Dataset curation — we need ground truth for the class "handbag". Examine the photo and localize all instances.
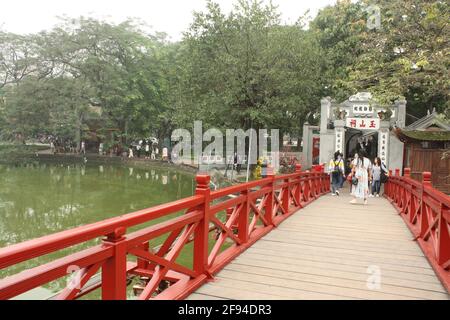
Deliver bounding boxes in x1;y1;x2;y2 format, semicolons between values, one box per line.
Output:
380;162;389;183
351;175;358;186
346;174;352;182
380;171;388;183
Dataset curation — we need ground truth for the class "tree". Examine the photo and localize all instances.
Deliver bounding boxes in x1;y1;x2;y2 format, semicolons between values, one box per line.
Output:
311;0;449;118
309;0;367;102
44;17;172;142
176;0;324;141
1;18;173;145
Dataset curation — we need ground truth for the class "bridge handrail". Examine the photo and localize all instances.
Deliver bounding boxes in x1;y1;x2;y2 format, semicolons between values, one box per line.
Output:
0;195;205;270
385;168;450;292
0;165;330;300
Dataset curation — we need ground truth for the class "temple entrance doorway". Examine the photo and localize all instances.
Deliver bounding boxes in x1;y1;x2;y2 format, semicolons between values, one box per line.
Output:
345;129;378;161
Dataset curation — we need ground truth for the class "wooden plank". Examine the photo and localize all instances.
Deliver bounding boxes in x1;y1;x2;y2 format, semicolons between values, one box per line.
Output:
287;212;409;224
196;283;287;300
186;293;228;300
215;269;443;300
278;222;415;238
188;193;449;300
248;244;432;270
247;247;436;275
199;278;357;300
262;233;424;255
221;264;448;300
253;240;431;266
234;252;442;285
278;222;413;236
278;225;416;242
268;229;424;251
272;228;421;247
232;256;445;292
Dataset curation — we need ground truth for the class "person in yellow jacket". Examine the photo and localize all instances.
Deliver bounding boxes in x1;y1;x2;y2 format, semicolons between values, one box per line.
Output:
328;151;345;196
253;158;263;179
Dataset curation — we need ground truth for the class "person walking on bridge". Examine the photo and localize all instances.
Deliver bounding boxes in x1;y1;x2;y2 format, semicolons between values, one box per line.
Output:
328;151;345;196
370;157;387;197
350;150;372;205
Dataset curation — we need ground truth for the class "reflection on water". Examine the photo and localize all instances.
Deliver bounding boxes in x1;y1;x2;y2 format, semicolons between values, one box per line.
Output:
0;162;194;248
0;162;196;294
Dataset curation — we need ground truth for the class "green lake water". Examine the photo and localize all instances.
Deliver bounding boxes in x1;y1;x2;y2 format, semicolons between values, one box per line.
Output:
0;161;200;298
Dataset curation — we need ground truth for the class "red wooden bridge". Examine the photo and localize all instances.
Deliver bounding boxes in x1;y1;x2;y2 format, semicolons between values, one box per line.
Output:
0;165;449;300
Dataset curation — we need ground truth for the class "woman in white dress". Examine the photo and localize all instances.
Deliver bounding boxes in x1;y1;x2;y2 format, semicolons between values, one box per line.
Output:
350;150;372;205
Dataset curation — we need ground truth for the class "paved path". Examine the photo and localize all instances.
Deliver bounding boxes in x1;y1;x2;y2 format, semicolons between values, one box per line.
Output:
188;191;449;300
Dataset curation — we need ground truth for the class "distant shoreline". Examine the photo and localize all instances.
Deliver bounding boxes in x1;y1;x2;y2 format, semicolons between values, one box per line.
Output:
0;144;198;175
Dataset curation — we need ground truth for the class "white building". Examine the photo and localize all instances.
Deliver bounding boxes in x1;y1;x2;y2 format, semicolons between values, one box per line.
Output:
302;92;407;171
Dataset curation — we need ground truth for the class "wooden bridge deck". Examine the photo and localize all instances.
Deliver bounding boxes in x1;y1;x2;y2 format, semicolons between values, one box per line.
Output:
188;191;450;300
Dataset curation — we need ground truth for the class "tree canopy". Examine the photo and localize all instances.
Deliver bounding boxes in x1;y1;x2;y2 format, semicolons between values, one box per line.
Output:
0;0;448;147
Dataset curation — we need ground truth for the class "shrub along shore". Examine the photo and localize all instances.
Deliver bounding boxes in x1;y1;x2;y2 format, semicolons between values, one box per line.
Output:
0;144;198;175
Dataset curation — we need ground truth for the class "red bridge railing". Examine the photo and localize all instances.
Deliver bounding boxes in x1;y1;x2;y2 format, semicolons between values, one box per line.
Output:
385;168;450;292
0;165;330;300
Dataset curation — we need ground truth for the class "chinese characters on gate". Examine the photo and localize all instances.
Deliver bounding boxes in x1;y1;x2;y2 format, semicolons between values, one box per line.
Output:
346;118;380;130
379;131;388;164
335;129;343;155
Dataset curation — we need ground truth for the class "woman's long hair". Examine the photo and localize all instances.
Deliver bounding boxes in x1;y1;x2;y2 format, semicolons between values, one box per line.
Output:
356;149;368;168
374;157;381;166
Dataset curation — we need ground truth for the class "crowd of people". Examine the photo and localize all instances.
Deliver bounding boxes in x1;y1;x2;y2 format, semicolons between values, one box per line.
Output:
127;139;169;162
45;135;171;162
328;149;388;205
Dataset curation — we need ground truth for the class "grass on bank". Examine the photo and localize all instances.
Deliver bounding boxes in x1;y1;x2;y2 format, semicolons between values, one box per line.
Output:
0;144;49;160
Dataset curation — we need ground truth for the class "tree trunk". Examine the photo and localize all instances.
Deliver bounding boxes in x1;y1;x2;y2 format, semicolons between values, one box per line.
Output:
75;113;83;152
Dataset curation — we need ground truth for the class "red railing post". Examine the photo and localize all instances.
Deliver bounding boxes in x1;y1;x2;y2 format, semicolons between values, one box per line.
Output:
282;176;290;214
315;170;321;197
137;242;149;269
304;170;310;202
419;172;432;238
265;167;275;225
395;169;401;206
326;170;331;193
404;168;411;178
309;169;316;199
193;174;210;274
403;168;414;222
422;171;432;187
437;204;450;266
320;164;327;193
101;227;128;300
399;169;406;212
437;215;450;269
239;188;250;243
295;164;302;206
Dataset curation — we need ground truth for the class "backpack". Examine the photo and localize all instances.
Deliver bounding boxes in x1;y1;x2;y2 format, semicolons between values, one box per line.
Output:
332;160;342;178
332;160;342;172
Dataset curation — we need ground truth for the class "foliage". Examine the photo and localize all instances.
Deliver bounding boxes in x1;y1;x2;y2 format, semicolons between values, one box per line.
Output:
0;0;448;146
175;0;324;138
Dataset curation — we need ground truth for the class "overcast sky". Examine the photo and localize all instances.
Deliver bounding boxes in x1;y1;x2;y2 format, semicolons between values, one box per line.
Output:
0;0;337;41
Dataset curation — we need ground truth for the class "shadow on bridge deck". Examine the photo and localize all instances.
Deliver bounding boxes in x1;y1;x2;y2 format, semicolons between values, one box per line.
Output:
188;190;449;300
